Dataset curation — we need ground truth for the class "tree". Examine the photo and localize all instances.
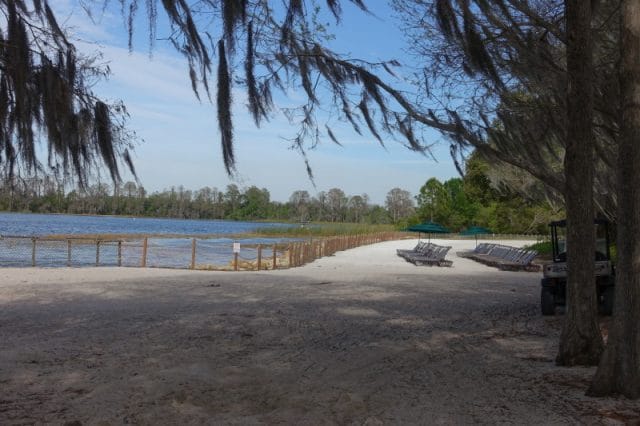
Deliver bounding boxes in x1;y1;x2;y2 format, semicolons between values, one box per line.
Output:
556;0;603;366
392;0;564;190
440;178;475;230
289;190;311;221
312;191;329;222
193;187;214;218
120;181;141;215
366;205;392;224
590;0;640;397
224;184;242;218
347;194;369;223
240;186;271;219
394;0;608;367
326;188;347;222
416;178;446;222
468;151;562;210
392;0;620;218
462;154;498;206
123;181;137;198
385;188;414;223
463;152;563;234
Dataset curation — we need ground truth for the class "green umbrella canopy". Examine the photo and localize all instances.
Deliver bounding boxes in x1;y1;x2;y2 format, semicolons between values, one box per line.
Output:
406;221;450;234
459;226;492;236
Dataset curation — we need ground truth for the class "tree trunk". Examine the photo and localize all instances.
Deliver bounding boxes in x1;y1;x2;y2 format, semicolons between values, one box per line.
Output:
589;0;640;398
556;0;604;366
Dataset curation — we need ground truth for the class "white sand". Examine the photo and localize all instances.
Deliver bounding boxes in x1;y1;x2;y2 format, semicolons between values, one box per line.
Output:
1;238;637;424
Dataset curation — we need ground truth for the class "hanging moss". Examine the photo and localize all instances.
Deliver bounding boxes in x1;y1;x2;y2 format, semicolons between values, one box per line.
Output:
0;0;137;187
217;39;234;174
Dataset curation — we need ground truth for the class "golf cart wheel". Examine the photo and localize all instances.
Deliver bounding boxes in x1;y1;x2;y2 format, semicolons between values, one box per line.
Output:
599;286;614;316
541;287;555;316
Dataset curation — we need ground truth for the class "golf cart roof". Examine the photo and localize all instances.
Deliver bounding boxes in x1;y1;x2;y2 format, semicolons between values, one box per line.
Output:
548;218;610;227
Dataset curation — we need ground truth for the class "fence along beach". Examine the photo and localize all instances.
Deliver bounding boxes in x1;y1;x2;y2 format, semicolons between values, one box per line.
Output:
0;233;410;271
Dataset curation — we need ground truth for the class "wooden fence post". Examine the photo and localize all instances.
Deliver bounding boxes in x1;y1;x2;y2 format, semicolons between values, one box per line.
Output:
191;238;197;270
288;244;293;268
141;237;148;267
272;244;277;270
31;237;36;267
257;244;262;271
234;252;239;271
67;240;72;267
292;244;297;267
117;241;122;267
96;240;101;266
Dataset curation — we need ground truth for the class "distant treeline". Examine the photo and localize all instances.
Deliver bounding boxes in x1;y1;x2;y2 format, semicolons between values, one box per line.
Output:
0;180;399;224
0;156;562;233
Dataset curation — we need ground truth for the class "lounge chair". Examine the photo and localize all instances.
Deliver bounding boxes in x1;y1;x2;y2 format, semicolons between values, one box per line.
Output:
403;244;452;267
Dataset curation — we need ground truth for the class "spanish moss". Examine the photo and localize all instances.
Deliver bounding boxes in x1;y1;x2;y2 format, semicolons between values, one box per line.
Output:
217;39;234;174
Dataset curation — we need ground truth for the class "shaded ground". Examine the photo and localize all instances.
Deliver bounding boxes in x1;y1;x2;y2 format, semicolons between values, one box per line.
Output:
1;239;639;424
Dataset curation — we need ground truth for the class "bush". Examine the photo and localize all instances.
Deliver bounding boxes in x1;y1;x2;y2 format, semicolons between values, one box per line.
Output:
524;240;553;257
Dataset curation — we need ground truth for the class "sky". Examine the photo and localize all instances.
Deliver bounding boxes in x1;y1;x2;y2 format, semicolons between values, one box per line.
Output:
51;0;459;204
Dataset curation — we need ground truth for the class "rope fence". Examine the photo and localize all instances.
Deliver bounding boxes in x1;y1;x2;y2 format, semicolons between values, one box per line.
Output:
0;232;411;271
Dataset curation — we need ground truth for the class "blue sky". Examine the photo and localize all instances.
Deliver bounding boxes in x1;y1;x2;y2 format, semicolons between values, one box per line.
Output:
52;0;458;204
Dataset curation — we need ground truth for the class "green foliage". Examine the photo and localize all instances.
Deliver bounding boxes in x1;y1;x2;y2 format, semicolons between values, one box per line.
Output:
523;240;553;257
523;240;618;264
414;154;562;234
463;153;499;204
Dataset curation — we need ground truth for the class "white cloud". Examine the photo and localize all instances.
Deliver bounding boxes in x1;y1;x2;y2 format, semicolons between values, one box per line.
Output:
85;44;197;104
50;0;120;43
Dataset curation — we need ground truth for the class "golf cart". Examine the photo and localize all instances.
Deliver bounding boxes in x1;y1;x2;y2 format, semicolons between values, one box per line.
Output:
540;219;615;316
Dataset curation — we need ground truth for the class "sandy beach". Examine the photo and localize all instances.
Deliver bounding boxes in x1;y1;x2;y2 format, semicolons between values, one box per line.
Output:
1;238;639;424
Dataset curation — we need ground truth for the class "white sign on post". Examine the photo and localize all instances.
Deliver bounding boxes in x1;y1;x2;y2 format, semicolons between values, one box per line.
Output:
233;242;241;254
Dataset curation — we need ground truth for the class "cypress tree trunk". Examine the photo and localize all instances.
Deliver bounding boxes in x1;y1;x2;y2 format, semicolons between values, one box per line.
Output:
589;0;640;398
556;0;604;366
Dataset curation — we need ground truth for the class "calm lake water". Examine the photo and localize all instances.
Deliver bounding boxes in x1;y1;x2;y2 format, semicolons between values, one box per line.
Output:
0;212;293;237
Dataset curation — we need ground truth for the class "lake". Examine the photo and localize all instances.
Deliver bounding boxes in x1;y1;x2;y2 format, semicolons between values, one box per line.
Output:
0;212;293;237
